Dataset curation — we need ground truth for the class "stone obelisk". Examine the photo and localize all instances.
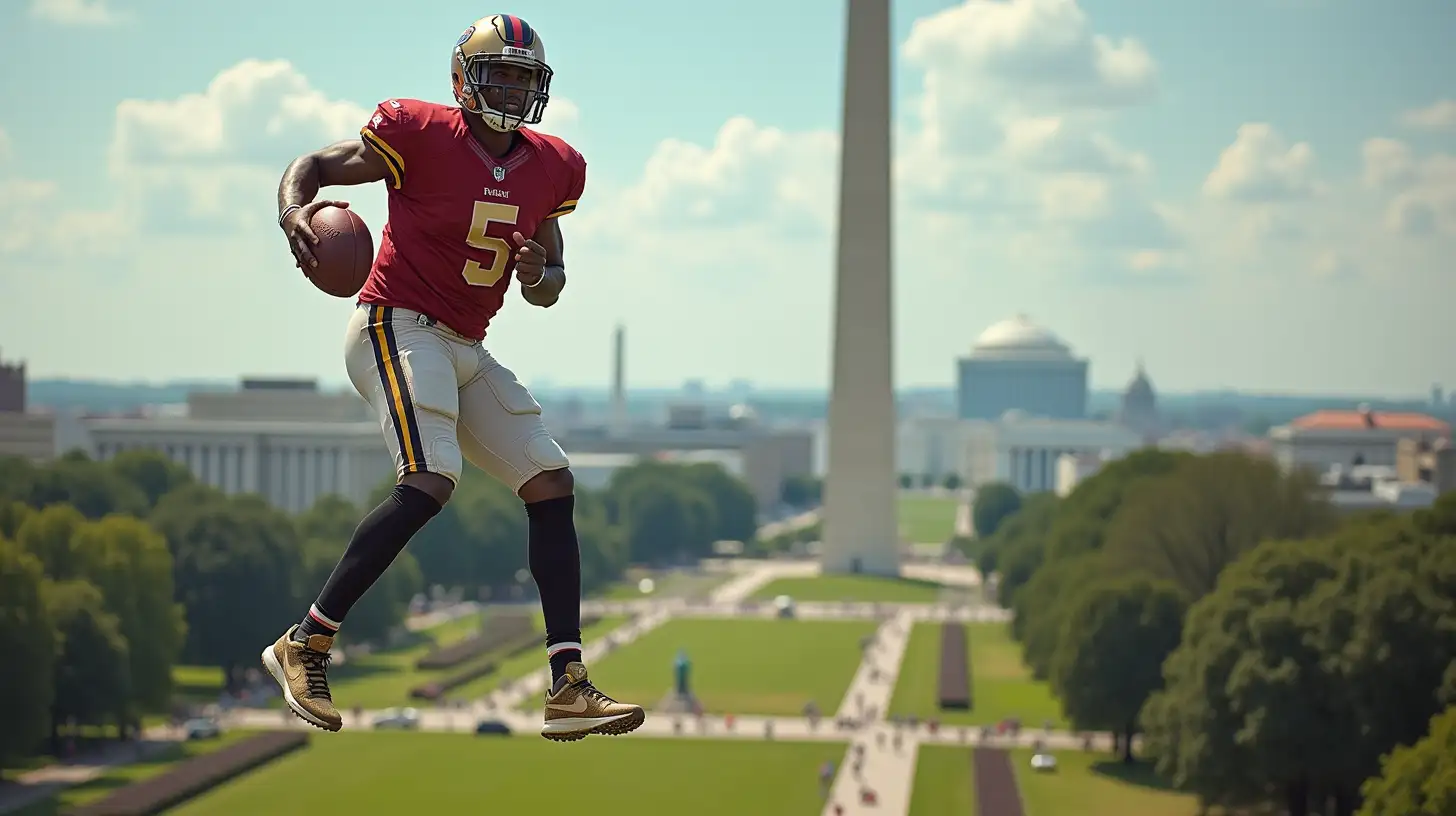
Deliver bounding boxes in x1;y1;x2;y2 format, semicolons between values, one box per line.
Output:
820;0;899;575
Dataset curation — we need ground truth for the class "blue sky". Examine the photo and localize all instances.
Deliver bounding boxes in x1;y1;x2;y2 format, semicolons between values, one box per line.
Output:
1;0;1453;395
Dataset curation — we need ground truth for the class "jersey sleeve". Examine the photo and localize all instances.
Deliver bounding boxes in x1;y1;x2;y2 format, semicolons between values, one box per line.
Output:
545;148;587;219
359;100;420;191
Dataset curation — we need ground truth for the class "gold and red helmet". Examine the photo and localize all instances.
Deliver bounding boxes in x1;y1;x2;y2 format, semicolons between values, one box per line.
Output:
451;14;553;132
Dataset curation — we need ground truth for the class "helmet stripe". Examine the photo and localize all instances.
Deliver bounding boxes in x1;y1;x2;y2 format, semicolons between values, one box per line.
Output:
496;14;534;47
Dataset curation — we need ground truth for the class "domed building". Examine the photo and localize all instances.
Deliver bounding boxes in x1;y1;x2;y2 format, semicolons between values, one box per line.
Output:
1118;360;1160;440
955;315;1089;420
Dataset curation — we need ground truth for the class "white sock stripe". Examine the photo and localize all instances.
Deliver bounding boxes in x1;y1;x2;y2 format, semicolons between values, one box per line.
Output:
308;605;341;629
547;641;582;656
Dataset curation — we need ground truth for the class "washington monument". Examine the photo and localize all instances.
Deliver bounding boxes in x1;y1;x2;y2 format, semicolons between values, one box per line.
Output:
820;0;899;575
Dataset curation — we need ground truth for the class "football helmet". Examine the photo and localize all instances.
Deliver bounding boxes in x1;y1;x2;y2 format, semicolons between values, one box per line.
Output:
451;14;552;132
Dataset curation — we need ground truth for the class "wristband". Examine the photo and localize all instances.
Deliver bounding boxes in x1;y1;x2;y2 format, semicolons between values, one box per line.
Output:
278;204;302;228
524;264;563;288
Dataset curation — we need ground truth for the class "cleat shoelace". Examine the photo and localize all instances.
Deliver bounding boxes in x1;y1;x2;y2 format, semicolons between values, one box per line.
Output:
299;649;334;700
577;682;617;706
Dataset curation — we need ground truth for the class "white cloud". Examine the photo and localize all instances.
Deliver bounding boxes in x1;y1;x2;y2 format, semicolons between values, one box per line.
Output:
1365;143;1456;236
586;116;838;240
1203;123;1317;201
1002;117;1150;176
29;0;128;25
1401;99;1456;133
107;60;369;230
903;0;1157;113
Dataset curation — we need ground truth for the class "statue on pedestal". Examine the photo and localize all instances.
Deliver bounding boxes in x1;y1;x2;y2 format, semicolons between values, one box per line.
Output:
656;648;699;714
674;649;692;696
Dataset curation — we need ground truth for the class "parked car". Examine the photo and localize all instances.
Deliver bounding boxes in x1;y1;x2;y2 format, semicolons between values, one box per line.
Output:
474;720;512;737
371;707;422;730
183;717;221;740
1029;752;1058;772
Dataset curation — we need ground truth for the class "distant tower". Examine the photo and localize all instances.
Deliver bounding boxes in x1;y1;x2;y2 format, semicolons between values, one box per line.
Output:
0;349;25;413
821;0;899;576
609;325;627;437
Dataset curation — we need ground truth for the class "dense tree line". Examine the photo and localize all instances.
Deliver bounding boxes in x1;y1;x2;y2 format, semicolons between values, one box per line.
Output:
0;449;758;772
979;448;1456;816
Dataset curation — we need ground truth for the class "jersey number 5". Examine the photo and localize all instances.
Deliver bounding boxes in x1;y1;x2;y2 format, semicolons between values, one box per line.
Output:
461;201;520;287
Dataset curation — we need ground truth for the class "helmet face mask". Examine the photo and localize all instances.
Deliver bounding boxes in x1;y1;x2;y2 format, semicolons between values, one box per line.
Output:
451;16;553;133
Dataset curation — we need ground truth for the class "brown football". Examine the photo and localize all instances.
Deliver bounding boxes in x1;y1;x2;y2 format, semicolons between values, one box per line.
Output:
305;207;374;298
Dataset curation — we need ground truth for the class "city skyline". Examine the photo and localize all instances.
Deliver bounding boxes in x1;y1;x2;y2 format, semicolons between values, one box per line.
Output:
1;0;1454;394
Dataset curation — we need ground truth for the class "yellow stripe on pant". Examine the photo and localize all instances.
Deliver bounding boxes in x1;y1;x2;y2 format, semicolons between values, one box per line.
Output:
367;305;429;476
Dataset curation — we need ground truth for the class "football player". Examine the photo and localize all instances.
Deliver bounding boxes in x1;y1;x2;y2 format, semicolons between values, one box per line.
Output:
262;14;643;742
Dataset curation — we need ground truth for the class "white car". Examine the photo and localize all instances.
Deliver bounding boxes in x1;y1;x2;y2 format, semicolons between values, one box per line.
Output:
183;718;221;740
1029;753;1058;772
371;707;422;730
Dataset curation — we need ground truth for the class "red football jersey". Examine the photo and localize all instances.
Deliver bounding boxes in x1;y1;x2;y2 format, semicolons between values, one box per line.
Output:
355;98;586;340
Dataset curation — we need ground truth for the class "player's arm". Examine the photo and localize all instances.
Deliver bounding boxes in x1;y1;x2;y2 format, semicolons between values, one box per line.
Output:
276;140;389;221
276;140;390;267
518;219;566;308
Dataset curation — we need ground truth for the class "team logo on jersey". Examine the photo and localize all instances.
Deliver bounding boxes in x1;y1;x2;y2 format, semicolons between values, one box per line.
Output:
493;166;507;182
456;26;475;47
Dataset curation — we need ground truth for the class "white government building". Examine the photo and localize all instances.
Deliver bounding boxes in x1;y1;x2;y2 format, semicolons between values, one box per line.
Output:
85;380;393;513
897;316;1144;493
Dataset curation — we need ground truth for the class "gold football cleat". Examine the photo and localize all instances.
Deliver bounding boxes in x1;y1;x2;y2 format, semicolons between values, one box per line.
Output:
541;662;645;742
262;626;343;732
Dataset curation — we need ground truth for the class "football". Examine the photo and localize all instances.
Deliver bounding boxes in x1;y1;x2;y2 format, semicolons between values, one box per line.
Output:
305;207;374;298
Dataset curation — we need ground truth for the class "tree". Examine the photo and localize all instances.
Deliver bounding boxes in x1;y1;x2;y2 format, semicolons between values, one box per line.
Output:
0;537;55;770
14;503;87;580
980;492;1060;605
0;500;33;539
1013;551;1103;677
1358;705;1456;816
898;473;913;489
25;452;147;519
680;462;758;542
47;580;131;742
1043;448;1191;563
972;482;1021;539
941;473;963;490
108;450;193;510
622;483;704;565
780;475;821;509
1102;451;1336;601
1142;520;1456;816
1413;489;1456;537
1050;576;1187;761
73;515;188;716
151;486;304;688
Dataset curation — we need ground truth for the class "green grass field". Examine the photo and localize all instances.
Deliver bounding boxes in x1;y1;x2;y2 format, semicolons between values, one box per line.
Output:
898;494;961;543
171;732;845;816
587;618;875;715
906;746;1199;816
751;574;946;603
1012;749;1199;816
890;622;1066;728
909;745;978;815
9;731;256;816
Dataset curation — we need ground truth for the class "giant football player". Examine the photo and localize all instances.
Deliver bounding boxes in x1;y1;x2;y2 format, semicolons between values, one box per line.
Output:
263;14;644;742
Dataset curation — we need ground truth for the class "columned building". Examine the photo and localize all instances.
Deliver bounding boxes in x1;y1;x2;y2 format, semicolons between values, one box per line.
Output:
87;418;390;514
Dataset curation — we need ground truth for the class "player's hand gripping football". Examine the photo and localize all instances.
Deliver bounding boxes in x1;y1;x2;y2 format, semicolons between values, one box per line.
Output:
282;200;351;269
512;231;547;286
